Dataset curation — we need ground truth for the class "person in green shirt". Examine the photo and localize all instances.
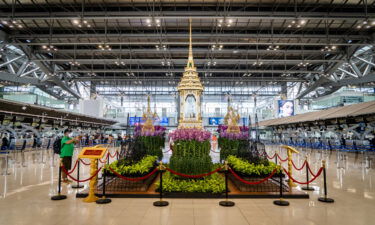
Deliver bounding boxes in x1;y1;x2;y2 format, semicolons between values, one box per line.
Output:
60;129;80;183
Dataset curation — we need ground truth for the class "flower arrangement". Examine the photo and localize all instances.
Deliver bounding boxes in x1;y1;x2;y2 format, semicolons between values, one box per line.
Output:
169;128;211;142
217;125;250;161
169;128;213;176
133;125;166;160
134;125;166;137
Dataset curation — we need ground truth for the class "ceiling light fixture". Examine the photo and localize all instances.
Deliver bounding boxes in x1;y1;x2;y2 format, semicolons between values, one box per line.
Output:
287;19;307;28
266;45;280;51
71;19;92;28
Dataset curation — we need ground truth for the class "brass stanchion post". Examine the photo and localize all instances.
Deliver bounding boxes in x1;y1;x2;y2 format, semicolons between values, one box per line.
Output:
318;160;334;203
153;161;169;207
219;161;235;207
273;164;289;206
51;159;67;200
96;168;112;204
302;155;314;191
71;160;84;189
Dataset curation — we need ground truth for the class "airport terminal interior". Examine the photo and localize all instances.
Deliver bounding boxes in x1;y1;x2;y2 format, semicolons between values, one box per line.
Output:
0;1;375;225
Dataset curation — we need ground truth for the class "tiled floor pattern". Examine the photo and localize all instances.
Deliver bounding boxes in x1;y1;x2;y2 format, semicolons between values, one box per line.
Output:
0;146;374;225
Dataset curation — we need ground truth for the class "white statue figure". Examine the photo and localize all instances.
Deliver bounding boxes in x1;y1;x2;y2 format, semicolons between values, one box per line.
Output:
185;95;196;119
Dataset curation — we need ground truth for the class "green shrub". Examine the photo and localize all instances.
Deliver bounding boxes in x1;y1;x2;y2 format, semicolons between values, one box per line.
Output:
218;138;249;161
135;136;165;160
169;139;213;175
155;172;225;193
227;155;279;177
105;155;157;176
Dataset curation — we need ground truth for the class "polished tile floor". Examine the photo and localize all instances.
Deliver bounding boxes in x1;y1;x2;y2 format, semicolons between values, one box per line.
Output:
0;145;374;225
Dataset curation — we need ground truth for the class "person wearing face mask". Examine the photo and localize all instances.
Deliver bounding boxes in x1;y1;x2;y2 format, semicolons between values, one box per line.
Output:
60;129;80;183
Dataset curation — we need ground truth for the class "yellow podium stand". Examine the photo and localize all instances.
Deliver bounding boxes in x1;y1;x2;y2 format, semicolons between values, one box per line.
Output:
281;145;299;188
78;145;108;203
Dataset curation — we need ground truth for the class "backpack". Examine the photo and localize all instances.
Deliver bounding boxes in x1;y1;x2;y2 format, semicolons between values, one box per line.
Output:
53;138;62;155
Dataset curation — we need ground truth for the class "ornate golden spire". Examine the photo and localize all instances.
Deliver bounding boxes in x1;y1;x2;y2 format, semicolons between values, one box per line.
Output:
187;18;194;69
178;18;203;92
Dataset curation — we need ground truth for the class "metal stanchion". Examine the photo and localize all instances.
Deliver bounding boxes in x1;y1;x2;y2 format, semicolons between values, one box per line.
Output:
153;162;169;207
275;153;278;165
1;153;11;175
71;160;84;189
96;169;112;204
273;165;289;206
318;160;334;203
51;160;67;200
302;156;314;191
219;162;235;207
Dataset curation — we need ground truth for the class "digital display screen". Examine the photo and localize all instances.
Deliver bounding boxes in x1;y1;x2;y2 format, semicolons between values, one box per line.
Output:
277;100;295;118
208;117;224;125
159;117;169;126
129;117;145;126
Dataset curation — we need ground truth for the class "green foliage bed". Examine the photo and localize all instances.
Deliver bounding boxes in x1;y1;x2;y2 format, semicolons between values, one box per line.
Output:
227;155;280;177
155;172;225;194
104;155;158;176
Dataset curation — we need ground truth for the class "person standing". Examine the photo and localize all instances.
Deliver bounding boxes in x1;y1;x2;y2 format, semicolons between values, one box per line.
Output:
60;129;80;183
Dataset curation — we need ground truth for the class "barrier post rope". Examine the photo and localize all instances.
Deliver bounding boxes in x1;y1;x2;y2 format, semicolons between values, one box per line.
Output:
301;156;314;191
219;161;235;207
116;151;119;160
107;153;110;165
318;160;334;203
275;153;278;165
273;163;289;206
96;168;112;204
51;159;67;201
71;160;84;189
153;161;169;207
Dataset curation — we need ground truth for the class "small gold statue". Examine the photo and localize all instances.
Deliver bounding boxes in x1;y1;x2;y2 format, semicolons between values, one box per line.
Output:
142;95;158;132
226;106;240;134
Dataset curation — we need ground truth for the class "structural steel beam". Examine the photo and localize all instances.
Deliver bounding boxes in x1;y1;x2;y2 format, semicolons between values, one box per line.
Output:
33;58;344;65
11;41;370;46
61;69;319;74
35;48;338;55
0;71;42;85
0;11;373;21
73;76;306;82
11;33;369;40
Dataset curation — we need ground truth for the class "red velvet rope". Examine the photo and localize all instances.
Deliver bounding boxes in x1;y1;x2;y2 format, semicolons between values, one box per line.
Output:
277;154;288;162
61;164;103;182
165;167;222;178
108;152;118;158
266;153;277;159
108;167;158;181
64;160;79;175
283;167;323;185
228;167;278;185
99;158;107;164
307;162;318;177
79;159;91;166
292;160;307;171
